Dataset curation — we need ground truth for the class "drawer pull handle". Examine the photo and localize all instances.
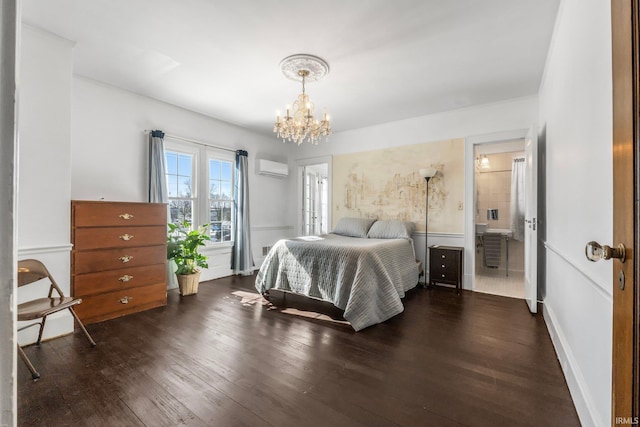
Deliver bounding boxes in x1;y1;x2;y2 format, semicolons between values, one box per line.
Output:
119;255;134;263
119;234;134;241
441;255;446;259
441;274;445;277
118;275;133;282
441;264;445;268
119;296;132;304
119;213;134;220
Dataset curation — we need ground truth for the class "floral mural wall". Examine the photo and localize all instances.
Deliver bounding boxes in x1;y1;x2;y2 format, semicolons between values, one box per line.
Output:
332;138;464;233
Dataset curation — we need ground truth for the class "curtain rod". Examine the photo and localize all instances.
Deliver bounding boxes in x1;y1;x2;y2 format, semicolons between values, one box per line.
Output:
144;130;237;153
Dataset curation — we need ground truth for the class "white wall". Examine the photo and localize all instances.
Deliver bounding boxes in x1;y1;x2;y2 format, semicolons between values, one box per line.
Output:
294;96;538;159
15;25;294;348
71;77;294;279
17;26;75;345
293;96;539;288
538;0;612;425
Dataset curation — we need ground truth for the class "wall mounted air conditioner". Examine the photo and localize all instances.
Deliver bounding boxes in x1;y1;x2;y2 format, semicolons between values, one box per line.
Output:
256;159;289;178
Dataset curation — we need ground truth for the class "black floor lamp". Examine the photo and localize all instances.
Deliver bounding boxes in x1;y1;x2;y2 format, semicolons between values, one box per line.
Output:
419;168;436;287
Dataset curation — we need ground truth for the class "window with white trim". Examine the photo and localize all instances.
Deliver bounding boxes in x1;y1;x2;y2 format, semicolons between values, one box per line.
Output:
164;139;235;244
208;158;234;243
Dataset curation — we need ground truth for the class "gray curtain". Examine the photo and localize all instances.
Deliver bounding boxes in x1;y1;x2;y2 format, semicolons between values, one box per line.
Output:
148;130;168;203
231;150;254;275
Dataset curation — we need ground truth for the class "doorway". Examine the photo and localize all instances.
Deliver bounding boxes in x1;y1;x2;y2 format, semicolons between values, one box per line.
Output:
464;129;537;306
302;163;329;235
473;140;526;299
295;156;332;236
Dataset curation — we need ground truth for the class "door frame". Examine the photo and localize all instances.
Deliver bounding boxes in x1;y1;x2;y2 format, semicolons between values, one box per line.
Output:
611;0;639;420
0;1;19;425
464;129;529;291
295;155;332;236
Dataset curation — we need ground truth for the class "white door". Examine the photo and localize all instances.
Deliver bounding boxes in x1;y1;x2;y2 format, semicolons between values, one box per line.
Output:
524;127;538;314
302;167;316;235
301;163;330;235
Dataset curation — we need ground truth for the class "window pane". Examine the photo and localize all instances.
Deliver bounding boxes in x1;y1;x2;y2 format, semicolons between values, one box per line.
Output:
166;152;177;175
210;222;222;242
178;154;192;176
169;200;193;226
222;202;232;221
167;175;178;197
210;201;221;222
222;221;232;242
209;160;220;180
178;176;192;197
209;181;220;200
220;181;232;199
221;162;232;181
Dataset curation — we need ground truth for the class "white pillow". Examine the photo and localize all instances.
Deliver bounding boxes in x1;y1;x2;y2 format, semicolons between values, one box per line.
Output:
367;220;415;239
332;217;377;238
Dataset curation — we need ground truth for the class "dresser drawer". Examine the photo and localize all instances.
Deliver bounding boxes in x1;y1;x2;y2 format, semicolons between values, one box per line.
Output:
431;266;460;282
73;282;167;324
72;202;167;227
73;263;166;297
431;251;459;271
73;245;166;274
73;225;166;250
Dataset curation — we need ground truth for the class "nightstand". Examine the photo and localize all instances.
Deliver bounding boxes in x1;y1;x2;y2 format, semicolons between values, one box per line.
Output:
429;245;464;294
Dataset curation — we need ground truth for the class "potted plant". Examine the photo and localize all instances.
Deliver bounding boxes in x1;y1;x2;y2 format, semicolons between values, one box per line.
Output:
167;221;210;296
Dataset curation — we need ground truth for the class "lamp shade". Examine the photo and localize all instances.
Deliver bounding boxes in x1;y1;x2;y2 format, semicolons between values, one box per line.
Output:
419;168;437;178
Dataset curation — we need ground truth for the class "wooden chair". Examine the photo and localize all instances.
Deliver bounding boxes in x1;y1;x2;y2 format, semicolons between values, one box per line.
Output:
17;259;96;380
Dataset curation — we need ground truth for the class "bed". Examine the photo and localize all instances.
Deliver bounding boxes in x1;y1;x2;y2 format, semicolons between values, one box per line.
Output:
255;218;420;331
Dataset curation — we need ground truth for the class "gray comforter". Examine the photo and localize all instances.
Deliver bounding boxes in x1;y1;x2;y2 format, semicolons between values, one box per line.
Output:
255;233;419;331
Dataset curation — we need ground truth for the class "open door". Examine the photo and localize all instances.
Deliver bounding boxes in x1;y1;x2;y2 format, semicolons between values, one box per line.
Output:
301;163;329;236
611;0;638;420
524;127;538;314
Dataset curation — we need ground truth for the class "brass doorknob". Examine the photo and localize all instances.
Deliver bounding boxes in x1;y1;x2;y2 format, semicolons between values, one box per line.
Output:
585;241;626;263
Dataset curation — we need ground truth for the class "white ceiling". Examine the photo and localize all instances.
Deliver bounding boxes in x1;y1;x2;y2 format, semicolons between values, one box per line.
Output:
21;0;560;137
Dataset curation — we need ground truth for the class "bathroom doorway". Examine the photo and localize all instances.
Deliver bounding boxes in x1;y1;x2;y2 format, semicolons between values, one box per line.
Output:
473;139;526;299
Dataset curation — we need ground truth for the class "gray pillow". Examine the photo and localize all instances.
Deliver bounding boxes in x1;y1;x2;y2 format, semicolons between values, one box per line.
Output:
367;220;415;239
332;217;377;238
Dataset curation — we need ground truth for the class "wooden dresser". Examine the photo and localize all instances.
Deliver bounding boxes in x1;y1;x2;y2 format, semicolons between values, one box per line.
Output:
71;201;167;324
429;245;464;294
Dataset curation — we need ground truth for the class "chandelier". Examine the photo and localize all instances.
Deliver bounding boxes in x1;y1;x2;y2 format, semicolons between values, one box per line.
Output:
274;54;331;145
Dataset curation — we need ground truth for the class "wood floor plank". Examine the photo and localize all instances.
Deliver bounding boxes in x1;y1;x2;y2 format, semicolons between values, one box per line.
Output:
18;274;580;426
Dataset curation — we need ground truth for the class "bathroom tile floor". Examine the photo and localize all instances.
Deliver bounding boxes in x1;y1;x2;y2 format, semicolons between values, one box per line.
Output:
474;268;525;299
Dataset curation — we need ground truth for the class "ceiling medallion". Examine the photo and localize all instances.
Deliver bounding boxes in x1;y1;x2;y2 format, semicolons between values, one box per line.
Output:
274;54;331;145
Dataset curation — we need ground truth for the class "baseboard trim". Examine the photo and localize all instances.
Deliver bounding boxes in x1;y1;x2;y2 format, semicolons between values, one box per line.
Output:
17;311;73;346
543;302;600;427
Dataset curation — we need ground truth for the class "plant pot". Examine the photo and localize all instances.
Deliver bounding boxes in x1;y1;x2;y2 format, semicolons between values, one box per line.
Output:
177;271;201;296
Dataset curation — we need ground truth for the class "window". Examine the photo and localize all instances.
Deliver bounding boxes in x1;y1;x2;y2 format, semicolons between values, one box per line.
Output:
164;139;235;244
208;158;233;243
166;149;196;226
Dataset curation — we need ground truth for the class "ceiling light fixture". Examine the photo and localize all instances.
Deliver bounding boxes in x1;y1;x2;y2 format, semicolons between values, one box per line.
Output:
479;154;491;169
274;54;331;145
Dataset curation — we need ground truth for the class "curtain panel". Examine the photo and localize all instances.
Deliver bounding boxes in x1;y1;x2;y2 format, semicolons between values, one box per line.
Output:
510;158;525;241
148;130;168;204
231;150;254;275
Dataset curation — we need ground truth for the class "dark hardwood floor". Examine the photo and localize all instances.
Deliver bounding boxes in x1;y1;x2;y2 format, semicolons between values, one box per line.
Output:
18;275;580;427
